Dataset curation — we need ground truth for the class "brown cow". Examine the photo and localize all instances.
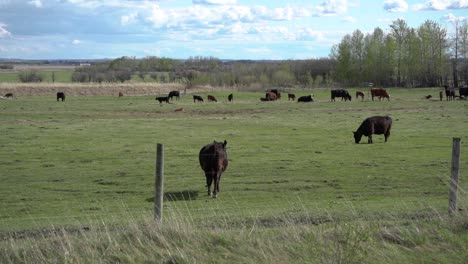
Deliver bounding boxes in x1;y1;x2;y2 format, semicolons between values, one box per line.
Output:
439;91;443;101
199;140;228;198
353;116;392;144
288;93;296;101
356;91;365;101
268;89;281;99
207;95;217;102
370;88;390;101
261;92;278;101
118;92;123;97
444;85;455;101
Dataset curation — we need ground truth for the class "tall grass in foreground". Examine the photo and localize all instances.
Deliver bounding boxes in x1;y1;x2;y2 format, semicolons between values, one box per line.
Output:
1;202;468;263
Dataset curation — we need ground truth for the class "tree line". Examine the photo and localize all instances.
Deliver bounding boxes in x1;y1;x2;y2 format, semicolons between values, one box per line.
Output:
331;19;468;88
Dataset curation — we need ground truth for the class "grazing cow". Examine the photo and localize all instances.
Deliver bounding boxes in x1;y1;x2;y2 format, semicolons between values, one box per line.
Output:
199;140;229;198
331;89;352;102
228;93;233;102
288;93;296;101
297;95;314;102
459;87;468;99
4;93;14;98
56;92;65;102
268;89;281;99
356;91;365;101
425;95;432;99
444;85;456;101
207;95;217;102
439;91;443;101
193;95;204;103
168;90;180;101
118;92;123;97
353;116;392;144
155;96;169;104
174;108;184;112
370;88;390;101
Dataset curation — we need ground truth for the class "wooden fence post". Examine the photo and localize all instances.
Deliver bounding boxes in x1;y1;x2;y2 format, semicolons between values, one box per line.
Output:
448;138;461;216
155;143;164;224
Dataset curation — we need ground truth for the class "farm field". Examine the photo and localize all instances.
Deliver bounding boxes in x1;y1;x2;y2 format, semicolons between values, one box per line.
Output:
1;87;468;262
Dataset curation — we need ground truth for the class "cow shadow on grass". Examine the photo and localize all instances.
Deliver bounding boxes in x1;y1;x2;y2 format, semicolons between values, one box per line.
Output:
146;190;199;202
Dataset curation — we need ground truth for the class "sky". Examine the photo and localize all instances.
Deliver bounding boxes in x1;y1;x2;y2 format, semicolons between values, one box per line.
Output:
0;0;467;60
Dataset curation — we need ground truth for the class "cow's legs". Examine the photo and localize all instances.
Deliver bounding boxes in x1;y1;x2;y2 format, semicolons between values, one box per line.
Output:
206;172;213;197
213;171;222;198
368;135;373;144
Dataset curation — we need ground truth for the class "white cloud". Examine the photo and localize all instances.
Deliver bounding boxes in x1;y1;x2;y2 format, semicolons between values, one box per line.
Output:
0;23;12;38
316;0;349;16
193;0;237;4
383;0;409;12
121;12;138;26
342;16;357;23
72;39;82;45
443;13;468;22
28;0;42;8
413;0;468;11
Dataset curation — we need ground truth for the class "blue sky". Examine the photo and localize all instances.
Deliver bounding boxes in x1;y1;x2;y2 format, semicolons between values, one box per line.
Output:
0;0;467;60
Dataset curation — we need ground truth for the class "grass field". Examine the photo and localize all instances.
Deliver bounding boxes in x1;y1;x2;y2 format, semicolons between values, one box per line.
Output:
1;87;468;262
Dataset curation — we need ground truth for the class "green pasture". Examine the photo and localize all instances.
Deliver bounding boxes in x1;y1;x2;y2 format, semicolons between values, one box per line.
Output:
0;88;467;232
0;70;73;83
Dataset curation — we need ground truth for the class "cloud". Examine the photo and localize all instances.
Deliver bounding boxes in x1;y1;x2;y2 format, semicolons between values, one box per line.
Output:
28;0;42;8
342;16;357;23
316;0;349;16
72;39;82;45
383;0;408;12
193;0;237;4
413;0;468;11
0;23;12;38
443;13;468;22
121;12;138;26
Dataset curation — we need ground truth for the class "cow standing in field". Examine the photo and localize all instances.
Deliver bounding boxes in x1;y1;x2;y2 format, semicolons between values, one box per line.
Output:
353;116;392;144
168;91;180;101
228;94;233;102
4;93;14;99
459;87;468;99
207;95;217;102
288;93;296;101
331;89;352;102
370;88;390;101
444;86;456;101
199;140;229;198
439;91;444;101
193;95;204;103
155;96;169;104
356;91;365;101
56;92;65;102
118;92;124;97
297;95;314;102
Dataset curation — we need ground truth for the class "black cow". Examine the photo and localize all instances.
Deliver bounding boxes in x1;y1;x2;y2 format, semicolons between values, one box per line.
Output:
297;95;314;102
228;93;233;102
459;87;468;99
4;93;13;98
155;96;169;104
331;89;351;101
56;92;65;102
168;91;180;101
353;116;392;144
199;140;229;198
193;95;204;103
